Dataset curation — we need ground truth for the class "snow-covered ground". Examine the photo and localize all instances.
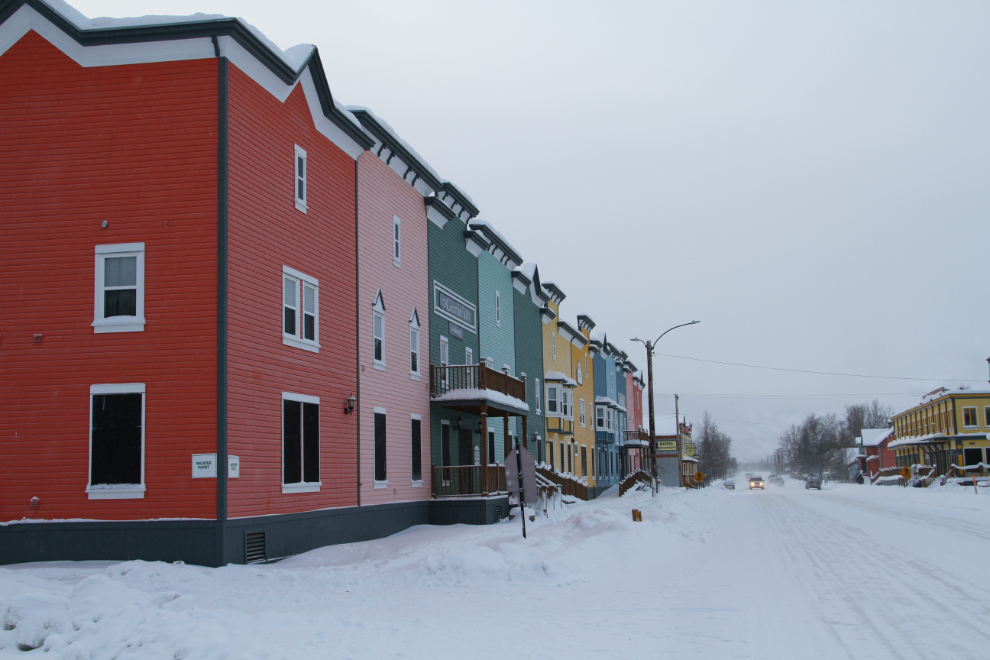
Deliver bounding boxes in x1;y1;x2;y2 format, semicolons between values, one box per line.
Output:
3;480;990;659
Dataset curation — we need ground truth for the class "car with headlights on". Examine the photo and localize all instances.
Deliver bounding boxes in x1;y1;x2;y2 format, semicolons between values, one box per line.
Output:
749;476;765;490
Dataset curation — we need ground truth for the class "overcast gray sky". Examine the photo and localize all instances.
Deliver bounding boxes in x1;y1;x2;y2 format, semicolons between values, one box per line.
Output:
72;0;990;459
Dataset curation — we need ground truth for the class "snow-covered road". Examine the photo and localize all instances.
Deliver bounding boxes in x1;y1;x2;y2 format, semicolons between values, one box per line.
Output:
3;481;989;659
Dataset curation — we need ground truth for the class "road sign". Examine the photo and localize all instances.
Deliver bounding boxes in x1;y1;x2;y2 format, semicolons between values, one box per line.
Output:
900;467;911;479
693;471;705;482
505;445;537;506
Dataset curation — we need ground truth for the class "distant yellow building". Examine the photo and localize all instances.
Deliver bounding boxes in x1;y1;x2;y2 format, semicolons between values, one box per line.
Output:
540;282;581;479
890;387;990;477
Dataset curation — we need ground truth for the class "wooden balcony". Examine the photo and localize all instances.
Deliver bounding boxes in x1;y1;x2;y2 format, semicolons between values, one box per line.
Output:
430;363;526;402
432;464;506;498
623;430;650;445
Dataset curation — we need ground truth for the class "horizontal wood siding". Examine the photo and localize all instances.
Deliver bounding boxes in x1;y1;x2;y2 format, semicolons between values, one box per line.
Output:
356;152;430;505
226;63;358;518
0;32;219;521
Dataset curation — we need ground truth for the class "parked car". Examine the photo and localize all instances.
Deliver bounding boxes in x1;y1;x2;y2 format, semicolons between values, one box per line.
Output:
724;480;735;490
749;476;765;490
805;474;822;490
769;474;784;485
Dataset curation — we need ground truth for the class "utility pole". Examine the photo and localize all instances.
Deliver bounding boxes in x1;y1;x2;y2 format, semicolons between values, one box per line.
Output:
675;393;682;487
632;320;699;494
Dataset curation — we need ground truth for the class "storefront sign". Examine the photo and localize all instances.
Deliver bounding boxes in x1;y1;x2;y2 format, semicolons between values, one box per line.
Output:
684;443;696;457
192;453;217;478
434;282;476;333
656;440;677;452
448;322;464;340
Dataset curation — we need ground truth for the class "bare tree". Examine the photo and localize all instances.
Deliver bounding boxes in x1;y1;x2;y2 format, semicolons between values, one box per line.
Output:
696;411;735;482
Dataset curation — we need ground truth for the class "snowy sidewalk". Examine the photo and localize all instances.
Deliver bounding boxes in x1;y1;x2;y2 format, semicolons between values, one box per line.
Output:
3;481;990;659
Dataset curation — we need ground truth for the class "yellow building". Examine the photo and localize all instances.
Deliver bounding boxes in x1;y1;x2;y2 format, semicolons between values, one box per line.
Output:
890;387;990;478
540;282;585;482
571;315;597;489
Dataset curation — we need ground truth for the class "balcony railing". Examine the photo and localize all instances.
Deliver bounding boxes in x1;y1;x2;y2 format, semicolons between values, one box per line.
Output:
430;363;526;403
432;464;506;498
623;430;650;443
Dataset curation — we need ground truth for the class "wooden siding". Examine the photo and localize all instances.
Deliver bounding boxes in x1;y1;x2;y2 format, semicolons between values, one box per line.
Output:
355;151;431;505
226;63;358;518
477;250;517;459
0;33;219;521
512;287;545;463
571;330;596;485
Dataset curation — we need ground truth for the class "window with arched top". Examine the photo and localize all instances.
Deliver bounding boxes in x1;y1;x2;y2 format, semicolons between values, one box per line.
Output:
576;362;583;385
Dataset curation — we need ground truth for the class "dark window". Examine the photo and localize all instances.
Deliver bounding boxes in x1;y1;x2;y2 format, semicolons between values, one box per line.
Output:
283;399;319;484
488;430;495;464
964;447;983;468
375;412;387;482
581;446;587;477
303;283;316;341
548;441;554;470
963;408;978;427
103;256;137;317
91;393;142;485
441;423;451;467
411;418;422;481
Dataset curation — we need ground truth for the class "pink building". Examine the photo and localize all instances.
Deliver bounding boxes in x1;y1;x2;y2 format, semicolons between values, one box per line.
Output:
350;108;437;516
623;362;648;472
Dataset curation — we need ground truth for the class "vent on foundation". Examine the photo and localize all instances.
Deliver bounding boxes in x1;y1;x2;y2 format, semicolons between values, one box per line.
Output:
245;531;266;564
494;505;503;522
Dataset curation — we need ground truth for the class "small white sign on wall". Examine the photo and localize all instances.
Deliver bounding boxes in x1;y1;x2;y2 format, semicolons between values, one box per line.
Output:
192;453;217;478
228;455;240;478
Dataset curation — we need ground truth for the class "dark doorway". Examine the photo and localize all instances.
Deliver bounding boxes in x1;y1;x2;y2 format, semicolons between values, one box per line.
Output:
488;430;496;464
459;428;473;466
441;422;451;467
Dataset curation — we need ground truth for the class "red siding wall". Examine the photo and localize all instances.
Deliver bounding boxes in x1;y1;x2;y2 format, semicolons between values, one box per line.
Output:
0;32;219;521
226;64;359;518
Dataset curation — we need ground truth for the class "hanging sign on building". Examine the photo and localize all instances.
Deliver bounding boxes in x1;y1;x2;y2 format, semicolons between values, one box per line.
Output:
448;322;464;340
656;440;677;453
684;443;696;457
434;282;476;332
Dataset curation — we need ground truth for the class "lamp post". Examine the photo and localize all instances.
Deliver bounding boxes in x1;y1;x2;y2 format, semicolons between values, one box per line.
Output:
632;320;700;493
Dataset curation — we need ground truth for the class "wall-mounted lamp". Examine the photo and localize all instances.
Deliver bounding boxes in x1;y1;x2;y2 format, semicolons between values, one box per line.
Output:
454;416;462;431
344;394;356;414
475;421;483;436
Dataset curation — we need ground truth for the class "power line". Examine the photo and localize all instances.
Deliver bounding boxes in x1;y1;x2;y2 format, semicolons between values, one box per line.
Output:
654;353;985;383
655;392;923;400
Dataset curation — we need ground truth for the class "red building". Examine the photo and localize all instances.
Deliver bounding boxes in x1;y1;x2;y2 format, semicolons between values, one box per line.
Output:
0;0;396;566
860;428;895;480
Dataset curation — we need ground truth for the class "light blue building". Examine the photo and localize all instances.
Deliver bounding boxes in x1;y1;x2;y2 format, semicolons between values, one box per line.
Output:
590;333;625;487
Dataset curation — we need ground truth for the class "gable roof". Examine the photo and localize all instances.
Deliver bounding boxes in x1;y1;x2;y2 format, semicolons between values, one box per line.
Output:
347;106;442;193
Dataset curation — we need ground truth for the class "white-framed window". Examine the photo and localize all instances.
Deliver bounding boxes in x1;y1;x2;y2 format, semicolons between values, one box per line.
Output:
466;347;473;365
93;243;146;333
495;290;501;327
411;414;423;485
294;144;307;213
562;389;572;419
373;290;386;370
576;362;583;385
87;383;146;499
580;399;586;426
552;332;557;359
409;310;421;379
440;336;449;368
392;215;402;267
597;406;605;430
535;378;541;414
963;407;978;428
547;384;559;415
283;266;319;353
374;406;387;487
985;406;990;428
282;391;320;493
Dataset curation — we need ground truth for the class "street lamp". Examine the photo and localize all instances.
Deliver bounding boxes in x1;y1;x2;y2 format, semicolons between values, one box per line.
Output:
632;320;700;493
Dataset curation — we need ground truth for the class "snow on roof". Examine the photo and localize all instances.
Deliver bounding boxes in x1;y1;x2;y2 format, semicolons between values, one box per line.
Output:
517;262;537;281
344;105;442;182
440;180;475;205
594;396;626;413
44;0;313;71
544;370;577;387
860;428;894;447
431;388;527;414
887;432;951;449
468;219;523;264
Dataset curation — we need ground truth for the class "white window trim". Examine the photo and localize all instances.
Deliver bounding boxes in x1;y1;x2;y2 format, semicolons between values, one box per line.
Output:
373;291;386;370
984;406;990;428
87;383;146;499
409;321;421;381
465;347;473;366
577;362;583;385
411;413;423;487
281;391;321;494
93;243;146;334
282;266;320;353
535;378;541;414
580;399;586;427
495;290;501;327
393;215;402;267
962;407;978;429
552;332;557;359
374;405;388;488
597;405;606;431
294;144;308;213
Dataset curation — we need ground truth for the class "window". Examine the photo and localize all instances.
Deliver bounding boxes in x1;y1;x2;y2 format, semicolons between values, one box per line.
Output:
547;385;558;414
283;266;319;352
535;378;541;413
552;332;556;359
392;215;402;267
465;347;473;365
985;407;990;428
495;291;501;326
373;290;386;369
963;407;978;428
411;415;422;484
597;406;605;430
409;311;421;379
580;399;586;426
567;443;572;474
576;362;583;385
374;407;387;485
88;384;145;499
581;446;587;477
547;441;554;469
282;392;320;493
440;336;449;368
93;243;145;333
562;390;572;418
294;145;307;212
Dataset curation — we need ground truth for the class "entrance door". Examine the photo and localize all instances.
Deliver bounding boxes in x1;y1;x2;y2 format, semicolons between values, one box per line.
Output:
459;428;473;467
488;430;496;464
441;422;451;467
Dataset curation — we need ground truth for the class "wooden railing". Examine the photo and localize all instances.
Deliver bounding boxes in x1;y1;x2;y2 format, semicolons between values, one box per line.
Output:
431;464;506;498
619;469;653;496
535;465;588;500
430;363;526;402
623;430;650;444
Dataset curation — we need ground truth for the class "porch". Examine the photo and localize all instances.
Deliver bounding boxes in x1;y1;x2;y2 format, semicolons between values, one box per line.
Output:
430;363;529;499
